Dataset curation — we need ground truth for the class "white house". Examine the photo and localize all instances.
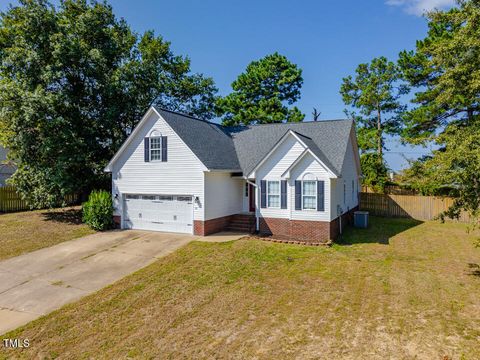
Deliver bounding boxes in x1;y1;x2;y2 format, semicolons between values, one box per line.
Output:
0;146;15;187
105;107;361;244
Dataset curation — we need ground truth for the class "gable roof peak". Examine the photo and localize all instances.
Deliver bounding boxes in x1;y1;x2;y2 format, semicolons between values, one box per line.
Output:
154;107;219;125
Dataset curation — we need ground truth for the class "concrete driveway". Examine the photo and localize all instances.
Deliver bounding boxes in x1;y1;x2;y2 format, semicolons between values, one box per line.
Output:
0;230;194;335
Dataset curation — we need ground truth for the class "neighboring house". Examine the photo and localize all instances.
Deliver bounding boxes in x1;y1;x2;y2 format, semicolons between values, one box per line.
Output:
105;107;361;244
0;146;15;187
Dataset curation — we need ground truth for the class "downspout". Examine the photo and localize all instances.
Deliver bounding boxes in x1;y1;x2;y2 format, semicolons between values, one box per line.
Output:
245;178;259;232
337;205;344;236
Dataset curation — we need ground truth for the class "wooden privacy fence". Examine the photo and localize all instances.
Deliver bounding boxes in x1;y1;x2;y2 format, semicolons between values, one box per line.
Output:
0;186;79;213
360;192;470;223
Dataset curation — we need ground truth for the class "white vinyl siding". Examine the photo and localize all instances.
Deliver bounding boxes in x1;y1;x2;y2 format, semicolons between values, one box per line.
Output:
331;129;360;220
204;172;243;220
256;134;332;221
289;153;331;221
111;111;207;224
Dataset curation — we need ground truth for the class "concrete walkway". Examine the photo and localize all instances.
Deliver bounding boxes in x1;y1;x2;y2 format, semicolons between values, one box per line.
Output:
0;230;195;335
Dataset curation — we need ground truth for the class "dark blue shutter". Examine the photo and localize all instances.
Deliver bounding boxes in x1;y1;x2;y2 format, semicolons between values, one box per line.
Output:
295;180;302;210
260;180;266;208
161;136;167;162
317;180;325;211
281;180;287;209
144;137;149;162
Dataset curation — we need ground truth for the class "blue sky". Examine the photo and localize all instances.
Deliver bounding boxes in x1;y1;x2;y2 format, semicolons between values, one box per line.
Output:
1;0;456;171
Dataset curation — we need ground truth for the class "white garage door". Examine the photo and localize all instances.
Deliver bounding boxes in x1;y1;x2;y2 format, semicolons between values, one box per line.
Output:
123;194;193;234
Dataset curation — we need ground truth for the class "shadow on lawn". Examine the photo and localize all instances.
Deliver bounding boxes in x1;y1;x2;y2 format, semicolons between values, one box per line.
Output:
337;216;423;245
41;208;83;225
467;263;480;278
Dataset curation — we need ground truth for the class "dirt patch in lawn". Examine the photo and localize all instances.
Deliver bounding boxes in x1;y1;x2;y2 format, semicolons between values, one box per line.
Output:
0;207;95;260
2;217;480;359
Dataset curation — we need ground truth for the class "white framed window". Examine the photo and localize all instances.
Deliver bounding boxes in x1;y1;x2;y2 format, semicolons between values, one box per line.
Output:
150;136;162;161
142;195;156;200
158;195;173;201
302;180;317;210
267;181;280;208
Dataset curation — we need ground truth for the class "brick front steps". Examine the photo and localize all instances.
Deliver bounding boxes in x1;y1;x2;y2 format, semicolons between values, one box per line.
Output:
225;214;256;233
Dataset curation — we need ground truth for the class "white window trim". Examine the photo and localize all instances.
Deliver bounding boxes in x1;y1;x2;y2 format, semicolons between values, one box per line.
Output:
302;180;317;211
266;180;280;209
150;136;162;162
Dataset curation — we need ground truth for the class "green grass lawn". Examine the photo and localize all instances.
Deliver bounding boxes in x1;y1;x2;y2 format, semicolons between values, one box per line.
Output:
2;217;480;359
0;207;95;261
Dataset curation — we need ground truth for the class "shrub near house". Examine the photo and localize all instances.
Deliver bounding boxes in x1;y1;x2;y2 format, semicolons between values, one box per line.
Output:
83;190;114;231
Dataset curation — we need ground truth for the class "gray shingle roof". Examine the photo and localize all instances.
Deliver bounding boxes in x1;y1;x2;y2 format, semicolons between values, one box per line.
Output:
156;109;241;170
226;121;353;176
155;107;354;176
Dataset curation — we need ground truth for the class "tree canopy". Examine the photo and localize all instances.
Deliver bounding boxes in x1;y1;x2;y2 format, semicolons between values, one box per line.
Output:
217;52;305;126
340;56;407;191
0;0;217;207
398;0;480;225
398;0;480;144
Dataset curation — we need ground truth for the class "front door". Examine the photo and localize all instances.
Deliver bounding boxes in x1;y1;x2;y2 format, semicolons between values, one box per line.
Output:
249;184;255;212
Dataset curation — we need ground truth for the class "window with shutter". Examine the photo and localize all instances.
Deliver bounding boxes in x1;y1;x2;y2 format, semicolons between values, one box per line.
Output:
150;136;162;161
317;180;325;211
302;180;316;210
144;138;150;162
280;180;287;209
295;181;302;210
260;180;267;208
161;136;167;162
267;181;280;208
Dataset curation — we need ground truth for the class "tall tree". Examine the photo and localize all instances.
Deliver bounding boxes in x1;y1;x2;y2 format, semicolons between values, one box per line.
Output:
0;0;217;208
341;56;407;159
401;121;480;232
398;0;480;225
217;52;304;126
398;0;480;144
340;56;407;191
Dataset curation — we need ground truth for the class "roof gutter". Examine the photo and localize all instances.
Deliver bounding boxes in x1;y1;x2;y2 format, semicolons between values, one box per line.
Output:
206;169;243;173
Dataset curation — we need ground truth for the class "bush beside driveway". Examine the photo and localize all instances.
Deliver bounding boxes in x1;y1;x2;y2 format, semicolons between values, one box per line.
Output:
0;207;95;261
2;217;479;359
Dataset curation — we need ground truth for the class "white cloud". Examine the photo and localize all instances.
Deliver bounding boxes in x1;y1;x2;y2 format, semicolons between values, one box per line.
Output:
386;0;456;16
